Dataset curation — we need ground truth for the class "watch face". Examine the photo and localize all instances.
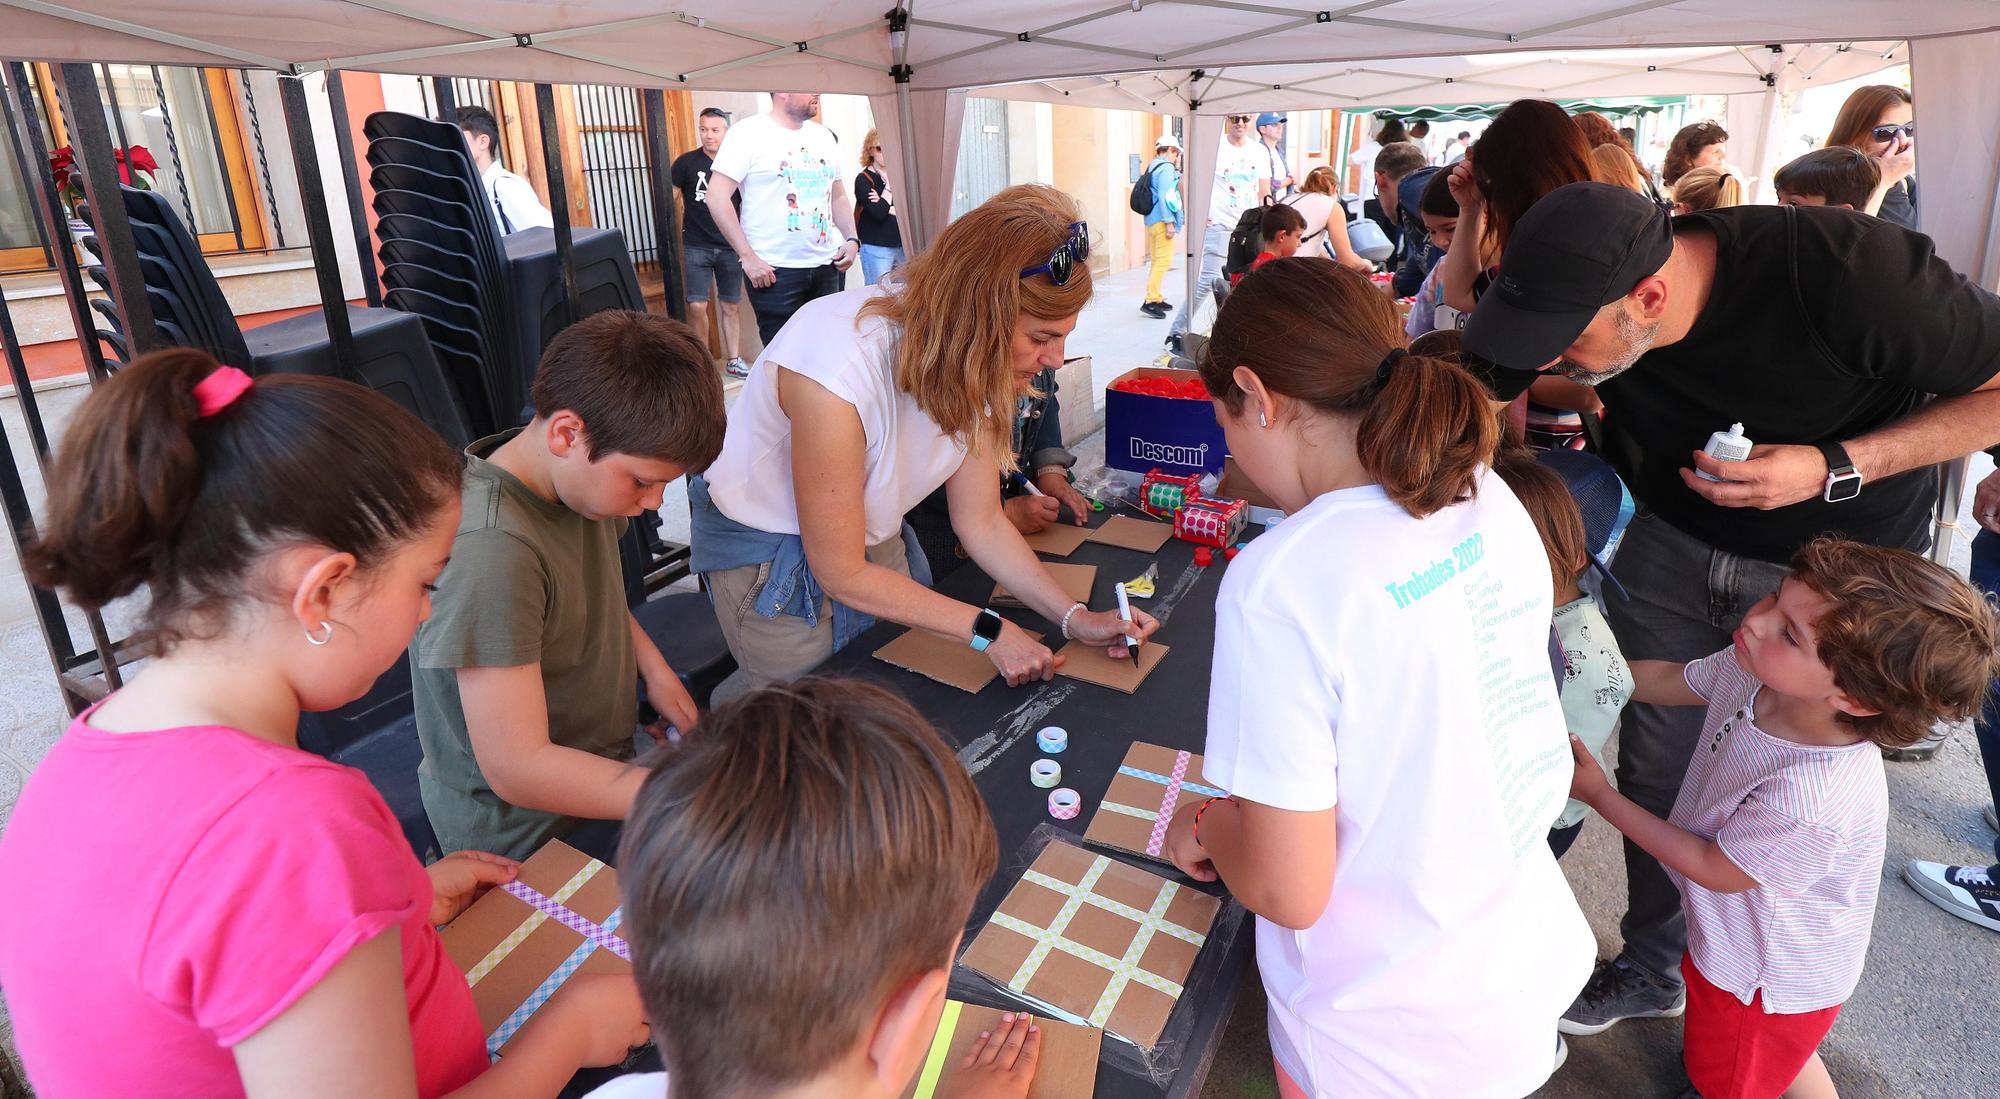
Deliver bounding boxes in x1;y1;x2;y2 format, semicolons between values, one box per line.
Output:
1826;472;1862;502
974;610;1004;641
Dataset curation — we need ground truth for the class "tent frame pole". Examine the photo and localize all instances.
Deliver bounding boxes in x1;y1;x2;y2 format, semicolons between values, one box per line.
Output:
640;88;688;324
277;74;359;377
322;70;381;309
534;82;581;328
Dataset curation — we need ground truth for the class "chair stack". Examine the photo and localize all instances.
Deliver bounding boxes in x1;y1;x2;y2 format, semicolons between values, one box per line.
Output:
82;185;471;448
363;111;645;436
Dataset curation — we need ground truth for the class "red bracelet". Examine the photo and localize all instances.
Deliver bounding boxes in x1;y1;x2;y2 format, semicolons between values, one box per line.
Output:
1192;795;1228;850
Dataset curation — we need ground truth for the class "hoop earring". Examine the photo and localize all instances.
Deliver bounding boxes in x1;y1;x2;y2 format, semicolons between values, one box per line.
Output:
305;621;334;647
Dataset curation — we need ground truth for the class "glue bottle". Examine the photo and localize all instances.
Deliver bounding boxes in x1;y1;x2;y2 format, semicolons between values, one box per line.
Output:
1696;423;1752;482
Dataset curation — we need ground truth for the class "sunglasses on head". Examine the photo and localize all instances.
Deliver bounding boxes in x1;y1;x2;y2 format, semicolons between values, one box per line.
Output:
1019;221;1091;286
1870;121;1916;144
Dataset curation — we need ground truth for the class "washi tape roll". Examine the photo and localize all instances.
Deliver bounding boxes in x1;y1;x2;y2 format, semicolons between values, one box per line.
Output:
1030;758;1062;788
1048;787;1082;820
1036;726;1068;754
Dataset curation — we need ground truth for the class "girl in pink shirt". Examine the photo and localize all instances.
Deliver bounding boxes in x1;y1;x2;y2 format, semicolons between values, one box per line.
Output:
0;350;647;1098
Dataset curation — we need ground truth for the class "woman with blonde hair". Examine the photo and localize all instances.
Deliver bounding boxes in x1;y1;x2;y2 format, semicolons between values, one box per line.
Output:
1824;83;1917;228
691;184;1156;690
853;127;904;285
1590;144;1647;194
1670;164;1743;213
1282;167;1374;273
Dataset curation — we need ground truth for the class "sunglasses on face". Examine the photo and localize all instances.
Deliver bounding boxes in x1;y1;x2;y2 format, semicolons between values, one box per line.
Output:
1019;221;1091;286
1870;121;1916;144
1227;115;1252;124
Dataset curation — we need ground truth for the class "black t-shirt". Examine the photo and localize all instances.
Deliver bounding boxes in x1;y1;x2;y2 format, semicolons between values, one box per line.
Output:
1598;204;2000;562
853;168;901;248
670;148;737;250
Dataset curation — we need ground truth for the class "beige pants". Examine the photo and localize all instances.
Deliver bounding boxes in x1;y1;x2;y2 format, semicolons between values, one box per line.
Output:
706;534;911;701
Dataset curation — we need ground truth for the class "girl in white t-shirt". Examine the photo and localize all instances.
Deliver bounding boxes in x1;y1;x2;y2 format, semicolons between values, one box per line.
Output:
1162;258;1593;1099
693;185;1155;692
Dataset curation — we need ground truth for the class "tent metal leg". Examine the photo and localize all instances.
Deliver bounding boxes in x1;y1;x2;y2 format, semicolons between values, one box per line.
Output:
431;76;457;122
640;89;686;324
1933;455;1970;567
535;83;581;328
277;74;358;376
55;62;161;359
324;71;382;309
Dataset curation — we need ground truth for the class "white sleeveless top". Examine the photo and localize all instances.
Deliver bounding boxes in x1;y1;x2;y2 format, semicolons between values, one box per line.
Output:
703;286;970;546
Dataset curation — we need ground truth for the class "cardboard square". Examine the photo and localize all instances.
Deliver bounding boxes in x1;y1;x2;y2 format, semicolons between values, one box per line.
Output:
437;840;631;1056
1085;515;1172;553
1023;524;1092;557
897;1000;1102;1099
1082;743;1224;863
961;843;1221;1050
874;629;1043;695
1055;639;1170;695
993;562;1097;609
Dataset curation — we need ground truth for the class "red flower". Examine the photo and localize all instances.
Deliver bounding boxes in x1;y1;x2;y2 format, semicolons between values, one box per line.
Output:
125;146;158;174
47;145;75;193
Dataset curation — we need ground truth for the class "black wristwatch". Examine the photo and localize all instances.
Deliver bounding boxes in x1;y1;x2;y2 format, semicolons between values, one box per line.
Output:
1817;441;1863;503
970;608;1004;653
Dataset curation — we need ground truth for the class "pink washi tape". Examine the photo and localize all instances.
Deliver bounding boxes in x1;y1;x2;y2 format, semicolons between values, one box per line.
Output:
1048;787;1081;820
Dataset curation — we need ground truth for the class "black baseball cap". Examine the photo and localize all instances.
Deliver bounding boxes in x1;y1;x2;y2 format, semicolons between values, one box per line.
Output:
1463;182;1674;371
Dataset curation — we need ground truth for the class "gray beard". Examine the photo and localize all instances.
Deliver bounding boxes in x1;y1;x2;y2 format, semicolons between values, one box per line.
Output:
1557;308;1659;387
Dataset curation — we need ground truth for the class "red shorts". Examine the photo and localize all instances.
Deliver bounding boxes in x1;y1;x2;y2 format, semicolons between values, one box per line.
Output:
1682;953;1842;1099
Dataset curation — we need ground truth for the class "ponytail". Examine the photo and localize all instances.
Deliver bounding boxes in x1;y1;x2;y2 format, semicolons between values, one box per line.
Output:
27;348;464;647
1199;256;1496;519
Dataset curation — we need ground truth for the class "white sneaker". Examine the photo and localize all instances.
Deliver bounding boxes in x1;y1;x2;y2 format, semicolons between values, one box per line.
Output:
1904;859;2000;932
725;357;751;379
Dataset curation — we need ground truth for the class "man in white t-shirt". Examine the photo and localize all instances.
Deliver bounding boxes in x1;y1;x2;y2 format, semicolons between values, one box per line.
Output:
456;105;554;234
1167;113;1269;351
705;93;860;344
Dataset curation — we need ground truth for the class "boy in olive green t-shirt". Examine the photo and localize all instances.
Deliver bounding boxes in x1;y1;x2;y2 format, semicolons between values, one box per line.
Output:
413;311;726;860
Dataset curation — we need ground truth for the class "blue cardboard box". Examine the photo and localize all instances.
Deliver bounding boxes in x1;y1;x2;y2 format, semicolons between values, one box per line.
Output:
1105;366;1227;477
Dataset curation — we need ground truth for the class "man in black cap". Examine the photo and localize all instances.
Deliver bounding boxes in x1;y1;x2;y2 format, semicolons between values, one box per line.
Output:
1466;181;2000;1035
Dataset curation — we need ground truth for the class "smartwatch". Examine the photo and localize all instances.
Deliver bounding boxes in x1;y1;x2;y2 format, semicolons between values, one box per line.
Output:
1817;441;1863;503
970;608;1004;653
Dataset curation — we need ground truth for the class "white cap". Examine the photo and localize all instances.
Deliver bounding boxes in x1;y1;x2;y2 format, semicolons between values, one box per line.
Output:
1155;132;1182;151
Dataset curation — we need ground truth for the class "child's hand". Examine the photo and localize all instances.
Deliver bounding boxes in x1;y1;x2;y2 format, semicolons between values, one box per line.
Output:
1567;735;1610;806
542;973;651;1067
1163;800;1219;883
643;668;700;740
427;850;519;925
937;1012;1042;1099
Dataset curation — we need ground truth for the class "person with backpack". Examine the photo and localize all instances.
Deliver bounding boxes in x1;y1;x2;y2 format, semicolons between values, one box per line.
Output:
1168;114;1270;355
1136;133;1183;318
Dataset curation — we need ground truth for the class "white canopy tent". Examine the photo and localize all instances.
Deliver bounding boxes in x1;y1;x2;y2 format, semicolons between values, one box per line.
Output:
4;1;1996;558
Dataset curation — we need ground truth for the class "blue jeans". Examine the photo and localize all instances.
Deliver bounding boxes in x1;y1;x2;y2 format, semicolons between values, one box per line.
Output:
859;243;904;286
747;262;843;344
1968;529;2000;836
1170;221;1231;338
1600;511;1791;987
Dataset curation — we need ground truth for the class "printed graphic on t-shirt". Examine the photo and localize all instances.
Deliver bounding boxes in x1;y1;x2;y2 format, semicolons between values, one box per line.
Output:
776;151;839;246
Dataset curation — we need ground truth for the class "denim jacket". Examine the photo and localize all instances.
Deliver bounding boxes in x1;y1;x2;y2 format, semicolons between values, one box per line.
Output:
688;476;930;654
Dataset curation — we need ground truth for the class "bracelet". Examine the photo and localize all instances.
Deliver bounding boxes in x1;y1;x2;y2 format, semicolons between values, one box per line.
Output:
1192;795;1228;850
1059;602;1087;640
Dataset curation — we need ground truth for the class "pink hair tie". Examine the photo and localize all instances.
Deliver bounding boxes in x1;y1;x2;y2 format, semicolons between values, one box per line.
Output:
192;366;253;417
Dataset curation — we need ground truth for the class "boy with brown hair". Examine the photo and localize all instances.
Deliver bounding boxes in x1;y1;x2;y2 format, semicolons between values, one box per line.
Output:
414;310;727;860
583;678;1039;1099
1774;146;1884;212
1566;539;2000;1099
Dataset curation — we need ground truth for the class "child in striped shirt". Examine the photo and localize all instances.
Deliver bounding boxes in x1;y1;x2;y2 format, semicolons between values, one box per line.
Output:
1566;539;2000;1099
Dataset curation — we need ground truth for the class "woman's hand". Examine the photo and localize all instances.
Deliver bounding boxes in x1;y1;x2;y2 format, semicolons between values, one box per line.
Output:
1876;143;1916;188
1066;606;1160;660
1163;799;1218;882
1446;154;1482;214
426;850;520;925
538;973;652;1068
936;1013;1042;1099
1003;494;1062;534
986;620;1061;687
1567;735;1611;806
1035;473;1094;526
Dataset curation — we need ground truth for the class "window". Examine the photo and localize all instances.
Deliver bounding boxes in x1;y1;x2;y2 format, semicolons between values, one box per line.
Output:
1;63;274;274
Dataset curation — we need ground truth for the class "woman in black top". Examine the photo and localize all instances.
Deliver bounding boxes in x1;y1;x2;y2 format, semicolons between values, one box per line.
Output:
1825;85;1918;231
854;128;905;285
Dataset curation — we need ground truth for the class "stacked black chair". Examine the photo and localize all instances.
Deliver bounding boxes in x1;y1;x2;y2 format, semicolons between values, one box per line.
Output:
82;186;471;449
364;111;645;434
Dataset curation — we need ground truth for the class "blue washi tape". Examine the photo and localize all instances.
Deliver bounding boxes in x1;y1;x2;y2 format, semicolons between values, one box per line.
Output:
1036;726;1068;753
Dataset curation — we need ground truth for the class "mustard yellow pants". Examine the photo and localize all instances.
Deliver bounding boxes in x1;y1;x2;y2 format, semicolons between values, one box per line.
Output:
1144;220;1174;305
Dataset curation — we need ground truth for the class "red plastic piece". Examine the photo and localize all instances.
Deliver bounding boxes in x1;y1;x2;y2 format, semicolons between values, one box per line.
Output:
1194;546;1214;567
1108;376;1210;401
1224;546;1240;561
